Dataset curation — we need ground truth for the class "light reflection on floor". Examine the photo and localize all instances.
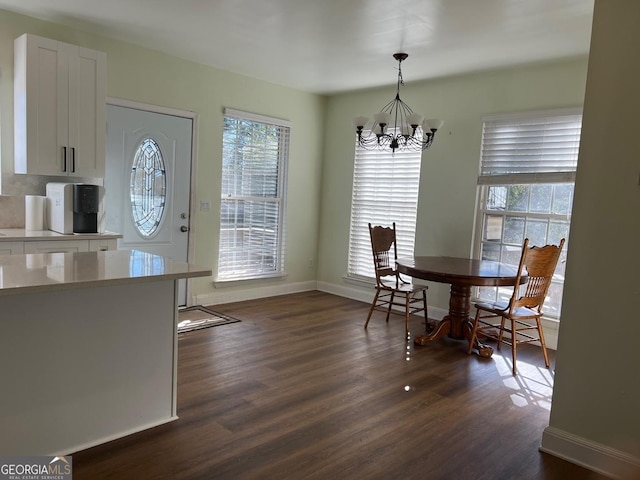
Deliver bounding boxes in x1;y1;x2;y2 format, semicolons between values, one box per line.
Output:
396;326;554;407
493;354;555;410
403;341;554;408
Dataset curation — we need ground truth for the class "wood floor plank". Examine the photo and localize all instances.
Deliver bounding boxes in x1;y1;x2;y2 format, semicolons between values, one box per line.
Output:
72;291;611;479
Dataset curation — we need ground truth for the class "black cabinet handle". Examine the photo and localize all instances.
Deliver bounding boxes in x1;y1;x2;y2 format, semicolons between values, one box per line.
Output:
71;147;76;173
62;146;67;172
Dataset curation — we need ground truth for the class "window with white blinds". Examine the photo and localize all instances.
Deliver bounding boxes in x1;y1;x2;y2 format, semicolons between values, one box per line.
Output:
474;108;582;319
479;108;582;184
217;108;289;281
347;142;422;279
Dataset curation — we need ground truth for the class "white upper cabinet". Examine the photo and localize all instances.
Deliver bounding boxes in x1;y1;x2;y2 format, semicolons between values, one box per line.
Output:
14;34;106;177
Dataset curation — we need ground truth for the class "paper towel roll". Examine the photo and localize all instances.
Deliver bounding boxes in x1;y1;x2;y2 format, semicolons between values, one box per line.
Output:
25;195;45;231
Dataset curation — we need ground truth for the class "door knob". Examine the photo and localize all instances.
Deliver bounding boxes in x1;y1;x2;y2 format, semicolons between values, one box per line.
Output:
180;225;189;232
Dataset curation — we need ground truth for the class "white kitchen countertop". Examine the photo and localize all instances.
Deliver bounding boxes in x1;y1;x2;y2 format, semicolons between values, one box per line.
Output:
0;228;122;241
0;249;211;296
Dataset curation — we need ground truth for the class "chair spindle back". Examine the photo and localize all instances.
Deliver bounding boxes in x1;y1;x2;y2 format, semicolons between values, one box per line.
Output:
510;238;566;313
369;223;398;284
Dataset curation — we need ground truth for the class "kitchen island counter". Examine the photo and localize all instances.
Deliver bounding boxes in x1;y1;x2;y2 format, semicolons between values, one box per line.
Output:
0;228;122;241
0;249;211;456
0;248;208;296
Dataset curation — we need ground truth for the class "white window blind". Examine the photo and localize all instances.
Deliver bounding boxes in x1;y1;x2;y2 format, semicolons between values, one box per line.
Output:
347;143;422;279
217;108;289;281
474;108;582;319
479;108;582;184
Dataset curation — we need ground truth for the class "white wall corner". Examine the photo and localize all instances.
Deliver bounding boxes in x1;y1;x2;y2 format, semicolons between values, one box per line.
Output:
541;426;640;479
196;280;317;306
316;280;374;304
316;281;448;320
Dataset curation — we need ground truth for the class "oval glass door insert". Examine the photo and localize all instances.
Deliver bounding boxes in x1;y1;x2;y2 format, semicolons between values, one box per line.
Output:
130;138;167;237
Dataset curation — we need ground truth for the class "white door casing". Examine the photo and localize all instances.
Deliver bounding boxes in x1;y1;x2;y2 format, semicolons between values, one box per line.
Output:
105;102;194;306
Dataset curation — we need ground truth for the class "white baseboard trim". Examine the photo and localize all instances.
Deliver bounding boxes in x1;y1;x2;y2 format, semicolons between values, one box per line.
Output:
316;280;374;304
197;279;555;349
541;426;640;479
540;317;559;351
196;280;317;306
65;416;178;456
316;281;448;320
316;281;560;349
542;329;558;351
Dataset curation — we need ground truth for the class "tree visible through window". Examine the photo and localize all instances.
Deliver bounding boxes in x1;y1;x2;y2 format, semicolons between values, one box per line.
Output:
474;108;582;319
217;109;289;281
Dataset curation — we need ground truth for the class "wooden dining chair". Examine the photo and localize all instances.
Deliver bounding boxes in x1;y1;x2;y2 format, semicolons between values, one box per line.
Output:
468;238;565;375
364;223;428;337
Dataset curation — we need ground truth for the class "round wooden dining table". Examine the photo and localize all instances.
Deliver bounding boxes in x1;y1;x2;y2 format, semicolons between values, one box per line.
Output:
396;256;526;357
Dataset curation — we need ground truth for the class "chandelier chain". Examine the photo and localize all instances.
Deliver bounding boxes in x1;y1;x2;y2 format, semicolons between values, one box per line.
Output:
397;62;404;88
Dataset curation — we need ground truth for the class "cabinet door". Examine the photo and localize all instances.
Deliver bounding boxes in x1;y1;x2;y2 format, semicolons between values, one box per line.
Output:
24;240;90;254
0;242;25;255
14;34;106;178
14;34;66;176
89;239;117;252
68;46;107;178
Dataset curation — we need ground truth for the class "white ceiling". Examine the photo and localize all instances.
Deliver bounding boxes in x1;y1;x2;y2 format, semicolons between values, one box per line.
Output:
0;0;594;94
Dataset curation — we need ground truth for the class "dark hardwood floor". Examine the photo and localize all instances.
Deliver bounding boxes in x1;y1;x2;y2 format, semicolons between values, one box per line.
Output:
73;291;610;479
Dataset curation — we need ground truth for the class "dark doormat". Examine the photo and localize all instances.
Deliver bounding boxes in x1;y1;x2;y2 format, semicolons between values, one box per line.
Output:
177;305;241;333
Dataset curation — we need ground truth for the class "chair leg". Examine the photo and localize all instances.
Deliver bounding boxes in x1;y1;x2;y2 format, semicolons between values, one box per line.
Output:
365;288;381;329
422;291;429;331
511;318;517;376
497;316;506;351
467;309;481;355
404;294;411;337
536;317;551;368
386;292;395;322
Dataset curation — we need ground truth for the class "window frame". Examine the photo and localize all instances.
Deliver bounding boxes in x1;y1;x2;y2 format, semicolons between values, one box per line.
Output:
472;107;582;320
216;108;290;282
347;133;423;281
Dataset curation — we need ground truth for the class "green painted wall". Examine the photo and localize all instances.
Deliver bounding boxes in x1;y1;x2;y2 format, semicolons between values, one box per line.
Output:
0;9;326;300
0;9;590;311
3;2;638;475
318;59;589;311
545;0;640;467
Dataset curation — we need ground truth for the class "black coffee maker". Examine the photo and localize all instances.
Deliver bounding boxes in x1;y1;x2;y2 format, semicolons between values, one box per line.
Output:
73;184;100;233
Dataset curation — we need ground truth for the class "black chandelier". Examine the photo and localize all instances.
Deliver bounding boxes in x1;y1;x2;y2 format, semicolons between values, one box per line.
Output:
353;53;443;154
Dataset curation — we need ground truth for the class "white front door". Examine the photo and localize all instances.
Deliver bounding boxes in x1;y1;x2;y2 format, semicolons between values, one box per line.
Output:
105;104;193;306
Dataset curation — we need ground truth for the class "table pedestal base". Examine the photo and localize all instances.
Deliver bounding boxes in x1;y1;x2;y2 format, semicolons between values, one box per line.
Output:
414;283;494;357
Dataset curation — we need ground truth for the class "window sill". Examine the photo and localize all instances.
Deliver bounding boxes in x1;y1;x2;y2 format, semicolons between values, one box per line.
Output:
213;272;287;288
